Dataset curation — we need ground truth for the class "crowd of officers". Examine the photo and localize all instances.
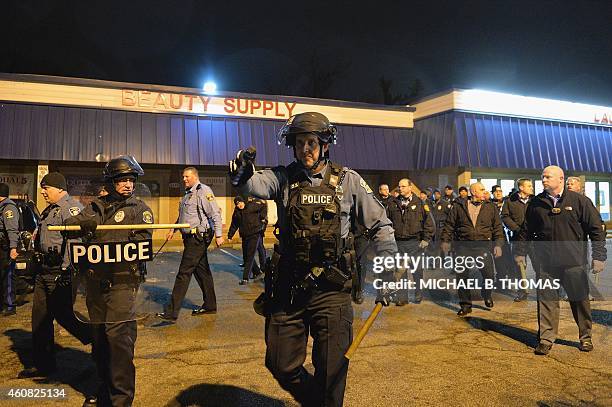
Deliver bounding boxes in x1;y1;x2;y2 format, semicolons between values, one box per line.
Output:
0;110;608;407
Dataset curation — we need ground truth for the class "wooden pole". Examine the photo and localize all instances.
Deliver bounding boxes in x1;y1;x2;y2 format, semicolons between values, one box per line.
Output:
48;223;190;231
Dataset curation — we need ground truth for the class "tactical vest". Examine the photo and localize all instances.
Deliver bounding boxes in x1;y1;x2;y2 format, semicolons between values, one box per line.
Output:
286;161;345;270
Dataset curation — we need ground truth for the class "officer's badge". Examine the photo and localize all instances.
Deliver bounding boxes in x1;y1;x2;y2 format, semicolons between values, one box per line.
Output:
438;205;442;210
5;210;13;219
290;182;299;189
114;210;125;222
69;207;81;216
142;211;153;224
336;185;344;201
551;208;561;214
359;179;372;194
424;204;430;212
411;205;416;210
564;206;573;211
447;204;452;209
329;174;339;187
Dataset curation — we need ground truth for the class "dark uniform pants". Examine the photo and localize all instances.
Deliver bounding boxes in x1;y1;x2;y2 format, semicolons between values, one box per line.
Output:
168;234;216;317
396;240;423;302
242;234;262;280
87;280;138;407
32;269;92;372
0;248;16;310
537;265;591;345
257;232;266;269
455;248;495;309
265;290;353;407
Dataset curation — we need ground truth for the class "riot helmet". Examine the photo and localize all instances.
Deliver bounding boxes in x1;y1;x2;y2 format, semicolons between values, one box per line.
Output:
276;112;337;148
103;155;145;180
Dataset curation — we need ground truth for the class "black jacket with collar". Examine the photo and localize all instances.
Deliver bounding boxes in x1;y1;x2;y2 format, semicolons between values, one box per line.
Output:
441;199;505;246
386;193;434;241
501;192;532;240
515;189;606;267
228;198;267;239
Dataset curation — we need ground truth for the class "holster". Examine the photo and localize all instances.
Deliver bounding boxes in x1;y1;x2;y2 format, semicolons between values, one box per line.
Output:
255;244;281;316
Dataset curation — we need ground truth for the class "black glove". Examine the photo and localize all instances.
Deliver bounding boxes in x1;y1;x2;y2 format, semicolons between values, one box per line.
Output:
229;147;256;187
79;219;98;236
375;288;394;306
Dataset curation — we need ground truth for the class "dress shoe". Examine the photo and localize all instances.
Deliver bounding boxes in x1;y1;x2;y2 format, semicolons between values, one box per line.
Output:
239;263;245;267
579;339;593;352
534;342;552;355
192;307;217;316
395;300;407;307
484;298;494;308
239;279;248;285
2;308;16;316
457;308;472;317
414;295;423;304
82;395;97;407
514;292;529;302
155;312;177;322
18;367;55;379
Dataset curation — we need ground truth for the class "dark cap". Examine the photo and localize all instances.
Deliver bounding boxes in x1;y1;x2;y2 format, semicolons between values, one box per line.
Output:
0;183;9;198
40;172;67;190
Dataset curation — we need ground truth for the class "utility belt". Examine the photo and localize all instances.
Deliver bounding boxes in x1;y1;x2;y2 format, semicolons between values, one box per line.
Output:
183;228;214;245
289;248;356;304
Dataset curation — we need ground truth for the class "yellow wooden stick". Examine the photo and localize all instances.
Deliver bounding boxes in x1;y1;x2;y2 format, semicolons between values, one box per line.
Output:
345;303;383;360
48;223;190;231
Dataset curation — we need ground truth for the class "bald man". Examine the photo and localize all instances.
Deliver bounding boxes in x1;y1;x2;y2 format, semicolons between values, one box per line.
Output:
515;166;606;355
441;182;504;316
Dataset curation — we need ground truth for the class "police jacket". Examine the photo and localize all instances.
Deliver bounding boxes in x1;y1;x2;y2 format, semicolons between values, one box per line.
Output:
500;192;532;240
238;160;397;261
386;194;434;241
441;199;505;246
0;198;19;249
515;189;606;267
37;193;83;268
378;195;392;209
66;192;153;272
430;199;452;227
228;198;267;239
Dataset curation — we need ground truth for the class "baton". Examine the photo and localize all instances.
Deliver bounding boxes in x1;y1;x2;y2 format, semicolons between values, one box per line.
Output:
48;223;190;231
345;303;383;360
519;262;527;281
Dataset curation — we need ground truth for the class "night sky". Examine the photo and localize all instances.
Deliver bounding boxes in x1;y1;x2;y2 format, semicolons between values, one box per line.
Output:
2;0;612;106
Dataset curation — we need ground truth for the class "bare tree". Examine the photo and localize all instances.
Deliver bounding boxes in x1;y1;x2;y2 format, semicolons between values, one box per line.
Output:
378;76;424;105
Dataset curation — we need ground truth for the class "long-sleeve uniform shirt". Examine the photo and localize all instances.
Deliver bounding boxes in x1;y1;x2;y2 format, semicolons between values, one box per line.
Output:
37;194;83;269
238;161;397;262
178;182;223;238
0;198;19;249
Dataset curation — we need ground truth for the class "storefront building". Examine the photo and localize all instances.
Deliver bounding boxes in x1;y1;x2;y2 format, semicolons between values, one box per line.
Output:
411;89;612;222
0;73;415;240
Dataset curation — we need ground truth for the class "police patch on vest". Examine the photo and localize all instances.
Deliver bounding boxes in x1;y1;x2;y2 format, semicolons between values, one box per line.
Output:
114;210;125;222
411;205;416;210
206;193;214;201
70;239;153;264
5;210;14;219
143;211;153;224
438;205;442;210
69;207;81;216
564;206;573;211
360;179;372;194
301;194;333;205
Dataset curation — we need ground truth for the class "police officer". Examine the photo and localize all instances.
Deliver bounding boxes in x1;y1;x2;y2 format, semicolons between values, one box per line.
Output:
501;178;534;302
490;185;514;282
18;173;92;379
430;189;451;256
443;184;456;203
229;112;397;407
66;155;153;406
456;186;469;203
377;183;392;208
0;183;19;316
441;182;504;316
158;167;223;321
228;196;267;284
515;166;606;355
386;178;433;305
